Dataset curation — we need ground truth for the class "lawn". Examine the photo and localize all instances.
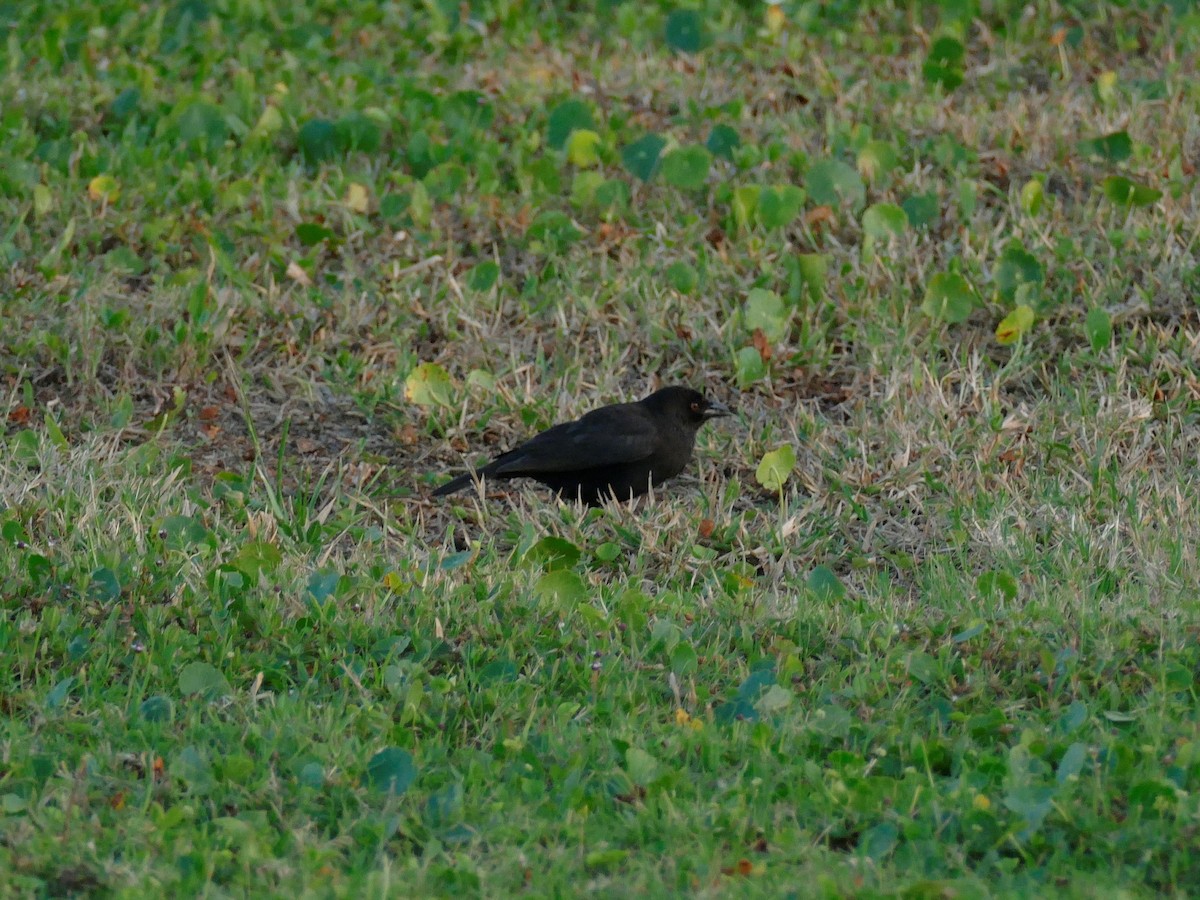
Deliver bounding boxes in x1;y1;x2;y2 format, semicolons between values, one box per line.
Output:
3;1;1200;896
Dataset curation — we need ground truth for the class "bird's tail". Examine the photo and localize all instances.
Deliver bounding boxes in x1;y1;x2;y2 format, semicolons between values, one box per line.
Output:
432;471;479;497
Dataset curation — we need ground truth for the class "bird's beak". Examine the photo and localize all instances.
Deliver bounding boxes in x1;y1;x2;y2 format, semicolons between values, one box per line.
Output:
703;400;732;419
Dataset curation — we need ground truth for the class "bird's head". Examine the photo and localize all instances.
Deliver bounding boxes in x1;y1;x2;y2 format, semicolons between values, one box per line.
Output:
645;386;732;426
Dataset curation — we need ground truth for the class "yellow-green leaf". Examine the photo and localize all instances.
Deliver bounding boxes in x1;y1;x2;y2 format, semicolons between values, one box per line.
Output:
405;362;454;407
995;304;1035;345
755;445;796;492
87;175;120;203
33;184;53;217
344;182;370;213
566;129;602;168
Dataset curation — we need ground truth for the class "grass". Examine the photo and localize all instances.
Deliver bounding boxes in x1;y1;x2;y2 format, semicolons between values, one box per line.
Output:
3;0;1200;895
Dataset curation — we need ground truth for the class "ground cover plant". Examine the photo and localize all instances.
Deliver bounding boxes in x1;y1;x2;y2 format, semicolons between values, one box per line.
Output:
3;0;1200;895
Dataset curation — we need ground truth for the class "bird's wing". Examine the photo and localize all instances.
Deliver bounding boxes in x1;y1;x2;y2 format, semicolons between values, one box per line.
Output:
488;405;657;476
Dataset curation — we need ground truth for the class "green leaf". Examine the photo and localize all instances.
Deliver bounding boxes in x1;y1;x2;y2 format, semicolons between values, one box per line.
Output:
405;362;455;407
335;112;382;153
795;253;827;301
366;747;417;795
976;570;1018;601
902;193;939;228
858;822;899;860
857;140;899;182
995;304;1035;345
527;210;581;251
1101;176;1161;207
734;346;767;388
923;36;965;90
625;747;659;785
994;241;1044;301
533;570;587;606
705;125;740;161
1020;179;1045;216
297;119;338;164
805;159;865;210
1078;130;1132;162
806;565;845;600
743;288;789;342
757;185;805;228
663;9;709;53
178;662;231;697
732;185;760;229
522;536;581;571
660;145;711;190
670;642;697;675
466;261;500;292
232;541;282;578
921;271;977;323
89;567;120;602
755;444;796;492
1057;742;1088;785
665;261;698;294
546;99;595;150
424;162;467;201
1085;308;1112;350
296;223;334;247
139;696;173;722
621;134;666;182
756;684;794;713
176;101;228;152
565;129;602;167
306;570;341;604
862;203;908;240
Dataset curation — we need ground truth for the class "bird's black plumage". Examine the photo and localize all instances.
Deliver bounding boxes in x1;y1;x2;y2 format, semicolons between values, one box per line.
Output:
432;386;730;505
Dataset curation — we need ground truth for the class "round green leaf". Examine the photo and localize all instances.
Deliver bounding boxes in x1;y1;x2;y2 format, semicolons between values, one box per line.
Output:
994;241;1044;301
405;362;455;407
534;570;587;606
806;565;845;600
1020;179;1045;216
706;125;740;161
663;9;709;53
995;304;1036;345
732;185;760;228
366;747;417;795
665;261;698;294
734;346;767;387
902;193;939;228
805;159;865;210
660;145;711;190
566;129;602;168
755;444;796;492
923;36;965;90
522;536;581;571
335;112;382;153
857;140;899;182
757;185;805;228
546;100;595;150
1078;130;1132;162
621;134;666;182
466;261;500;292
922;271;977;323
743;288;789;342
527;210;581;251
1085;308;1112;350
297;118;338;164
862;203;907;240
1101;176;1161;207
178;662;231;697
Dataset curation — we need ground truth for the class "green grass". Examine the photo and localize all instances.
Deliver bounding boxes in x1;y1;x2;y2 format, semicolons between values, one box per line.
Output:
3;0;1200;895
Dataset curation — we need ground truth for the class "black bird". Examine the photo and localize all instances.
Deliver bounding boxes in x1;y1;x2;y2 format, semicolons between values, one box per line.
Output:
432;386;731;506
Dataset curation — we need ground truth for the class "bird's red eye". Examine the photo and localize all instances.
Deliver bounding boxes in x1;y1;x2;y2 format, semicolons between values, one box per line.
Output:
690;401;701;412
